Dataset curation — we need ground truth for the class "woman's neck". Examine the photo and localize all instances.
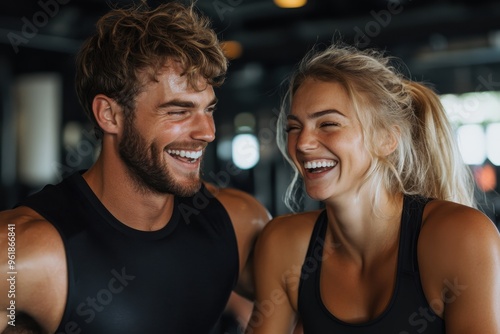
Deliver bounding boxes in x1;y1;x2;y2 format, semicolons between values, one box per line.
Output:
323;190;404;265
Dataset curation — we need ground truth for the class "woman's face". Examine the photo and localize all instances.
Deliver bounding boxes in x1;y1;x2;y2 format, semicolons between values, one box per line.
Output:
286;78;372;201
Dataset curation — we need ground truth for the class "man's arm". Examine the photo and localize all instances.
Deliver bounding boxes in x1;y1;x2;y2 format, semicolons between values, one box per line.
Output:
0;207;67;334
0;209;26;333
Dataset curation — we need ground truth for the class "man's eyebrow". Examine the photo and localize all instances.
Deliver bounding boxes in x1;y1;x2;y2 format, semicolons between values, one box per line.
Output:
287;109;346;121
208;97;218;107
157;97;218;109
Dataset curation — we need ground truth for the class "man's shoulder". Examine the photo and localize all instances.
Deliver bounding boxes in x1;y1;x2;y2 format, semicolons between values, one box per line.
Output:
0;206;46;227
204;182;272;222
0;206;67;334
18;176;76;206
202;183;271;250
0;207;66;287
0;206;61;246
205;182;260;204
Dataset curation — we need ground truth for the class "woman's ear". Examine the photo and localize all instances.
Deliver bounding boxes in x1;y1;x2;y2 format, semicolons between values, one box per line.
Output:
379;126;400;157
92;94;122;135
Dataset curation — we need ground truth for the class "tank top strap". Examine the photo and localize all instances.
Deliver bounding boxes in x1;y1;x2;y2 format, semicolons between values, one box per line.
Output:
307;210;328;254
298;210;328;296
399;194;433;274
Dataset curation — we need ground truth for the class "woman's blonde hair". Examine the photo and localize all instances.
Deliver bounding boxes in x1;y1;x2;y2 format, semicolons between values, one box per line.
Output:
277;43;475;212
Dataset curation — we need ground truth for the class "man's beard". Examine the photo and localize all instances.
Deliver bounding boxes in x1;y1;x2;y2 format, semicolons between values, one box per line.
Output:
118;119;202;197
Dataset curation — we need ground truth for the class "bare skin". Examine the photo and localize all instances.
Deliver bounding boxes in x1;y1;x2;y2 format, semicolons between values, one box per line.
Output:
246;79;500;334
247;201;500;333
0;60;270;333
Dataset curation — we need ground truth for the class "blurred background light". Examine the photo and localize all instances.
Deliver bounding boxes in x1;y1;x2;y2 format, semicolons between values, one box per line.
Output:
486;123;500;166
232;134;260;170
216;137;233;161
474;163;497;192
441;91;500;124
16;73;61;186
234;112;256;133
273;0;307;8
456;124;486;165
221;40;243;60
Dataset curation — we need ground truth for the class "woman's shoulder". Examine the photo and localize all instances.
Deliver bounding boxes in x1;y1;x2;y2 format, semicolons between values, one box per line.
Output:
255;210;323;259
419;199;500;274
422;199;497;237
262;210;323;238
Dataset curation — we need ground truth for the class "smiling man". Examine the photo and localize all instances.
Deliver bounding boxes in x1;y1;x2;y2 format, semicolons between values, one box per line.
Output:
0;2;270;333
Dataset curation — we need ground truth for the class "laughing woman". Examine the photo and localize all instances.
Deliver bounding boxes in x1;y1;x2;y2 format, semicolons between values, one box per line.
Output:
246;44;500;334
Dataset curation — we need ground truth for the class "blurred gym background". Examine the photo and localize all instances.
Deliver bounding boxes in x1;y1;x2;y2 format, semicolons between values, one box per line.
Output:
0;0;499;228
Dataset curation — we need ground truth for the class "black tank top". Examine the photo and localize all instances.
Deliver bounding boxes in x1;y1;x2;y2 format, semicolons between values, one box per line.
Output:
298;195;445;333
19;171;239;334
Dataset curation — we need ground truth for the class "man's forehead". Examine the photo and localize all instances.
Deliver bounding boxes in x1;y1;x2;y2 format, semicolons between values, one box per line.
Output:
139;59;209;92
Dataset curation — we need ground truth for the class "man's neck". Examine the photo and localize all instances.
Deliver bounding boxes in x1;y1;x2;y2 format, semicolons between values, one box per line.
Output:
82;158;176;232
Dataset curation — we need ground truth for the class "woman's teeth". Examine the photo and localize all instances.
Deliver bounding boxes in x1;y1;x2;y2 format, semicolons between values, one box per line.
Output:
303;160;337;169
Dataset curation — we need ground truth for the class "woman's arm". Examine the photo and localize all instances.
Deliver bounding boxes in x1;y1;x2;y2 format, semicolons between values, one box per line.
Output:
419;201;500;333
245;216;305;334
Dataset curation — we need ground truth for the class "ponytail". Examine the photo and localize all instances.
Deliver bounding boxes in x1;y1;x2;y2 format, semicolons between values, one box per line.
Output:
405;81;475;207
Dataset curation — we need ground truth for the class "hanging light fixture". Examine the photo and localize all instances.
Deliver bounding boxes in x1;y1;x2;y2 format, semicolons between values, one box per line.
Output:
274;0;307;9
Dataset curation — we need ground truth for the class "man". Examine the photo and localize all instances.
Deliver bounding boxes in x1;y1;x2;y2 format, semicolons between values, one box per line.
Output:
0;2;270;333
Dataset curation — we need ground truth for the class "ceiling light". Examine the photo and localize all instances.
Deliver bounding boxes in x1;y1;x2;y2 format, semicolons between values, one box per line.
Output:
221;40;243;60
274;0;307;9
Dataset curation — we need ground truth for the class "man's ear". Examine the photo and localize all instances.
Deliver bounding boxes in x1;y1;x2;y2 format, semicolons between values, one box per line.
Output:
92;94;122;135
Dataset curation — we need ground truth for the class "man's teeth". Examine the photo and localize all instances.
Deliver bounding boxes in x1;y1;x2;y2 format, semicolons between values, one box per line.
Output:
167;149;202;159
303;160;336;169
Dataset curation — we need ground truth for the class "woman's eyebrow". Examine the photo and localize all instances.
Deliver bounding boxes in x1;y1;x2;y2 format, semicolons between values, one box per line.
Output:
287;109;346;121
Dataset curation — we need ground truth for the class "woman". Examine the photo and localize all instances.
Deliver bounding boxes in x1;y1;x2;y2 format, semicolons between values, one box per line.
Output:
246;44;500;333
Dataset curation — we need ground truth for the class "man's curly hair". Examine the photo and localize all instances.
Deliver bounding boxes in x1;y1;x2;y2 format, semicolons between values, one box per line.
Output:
75;1;227;138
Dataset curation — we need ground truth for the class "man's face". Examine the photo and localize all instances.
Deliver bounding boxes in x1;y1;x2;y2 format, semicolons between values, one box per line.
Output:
119;61;217;196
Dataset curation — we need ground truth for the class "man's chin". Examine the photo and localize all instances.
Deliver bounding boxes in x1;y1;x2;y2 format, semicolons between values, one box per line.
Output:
173;179;202;197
